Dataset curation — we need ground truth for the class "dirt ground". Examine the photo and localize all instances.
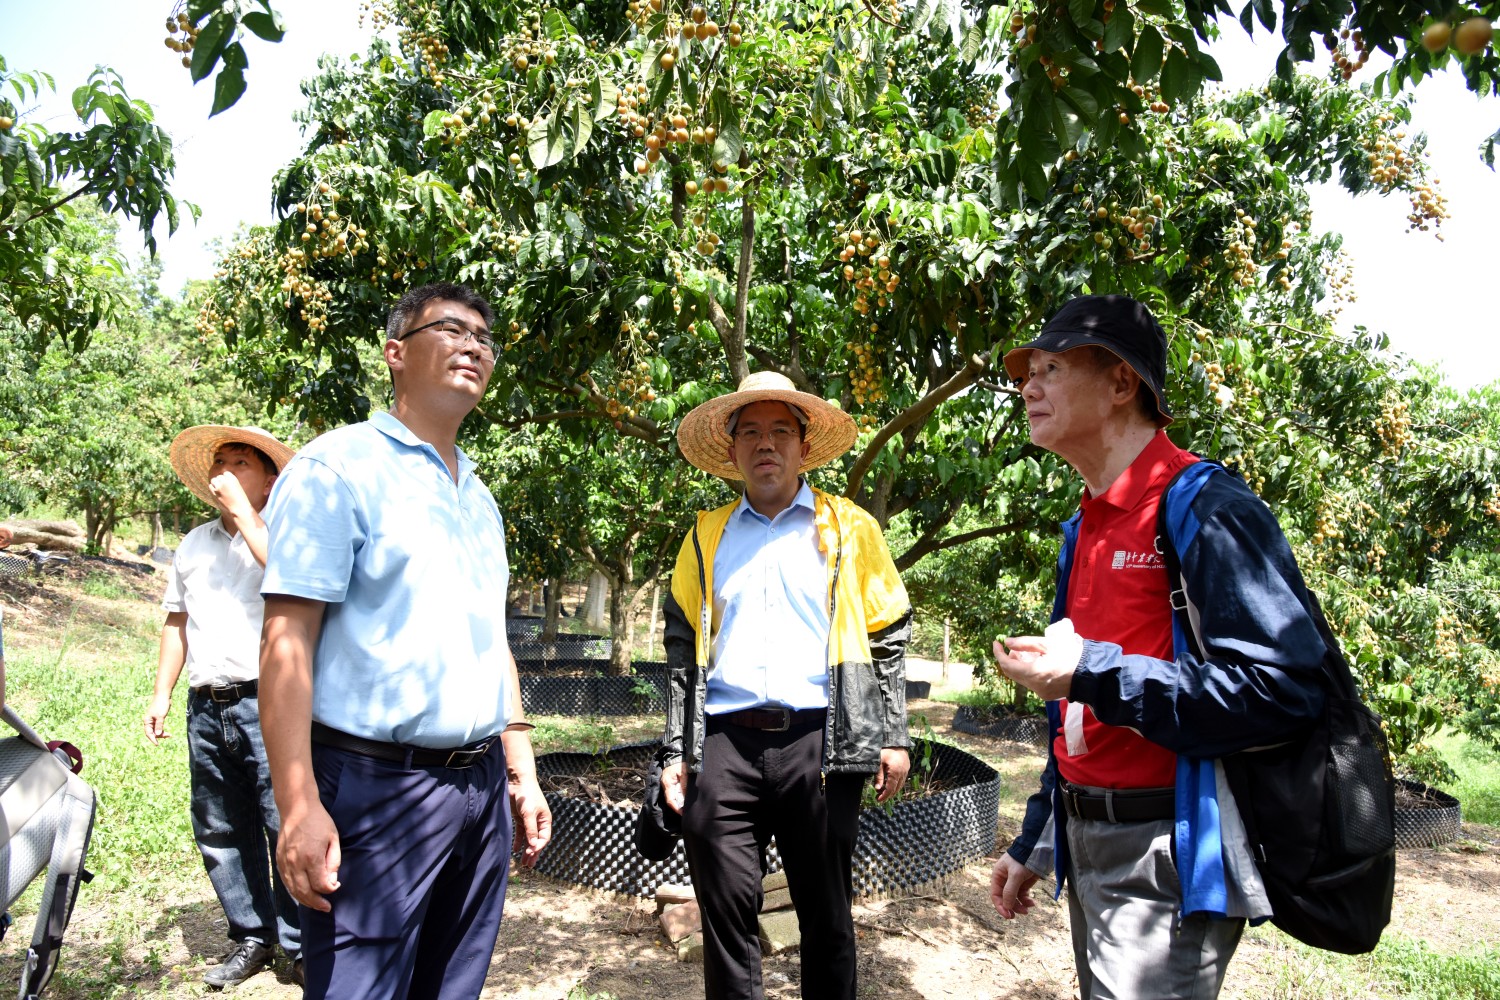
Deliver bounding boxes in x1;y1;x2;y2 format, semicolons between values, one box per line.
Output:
3;568;1496;1000
18;699;1495;1000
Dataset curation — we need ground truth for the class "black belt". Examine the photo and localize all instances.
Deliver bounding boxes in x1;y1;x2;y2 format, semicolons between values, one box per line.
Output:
311;721;498;769
192;680;258;702
1061;782;1175;823
715;707;825;732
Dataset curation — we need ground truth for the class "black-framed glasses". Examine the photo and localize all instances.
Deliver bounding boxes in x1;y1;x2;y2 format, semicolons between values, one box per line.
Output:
732;426;800;445
397;319;497;360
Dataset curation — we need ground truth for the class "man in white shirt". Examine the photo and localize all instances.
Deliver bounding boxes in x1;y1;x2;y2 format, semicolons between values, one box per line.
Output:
144;426;300;989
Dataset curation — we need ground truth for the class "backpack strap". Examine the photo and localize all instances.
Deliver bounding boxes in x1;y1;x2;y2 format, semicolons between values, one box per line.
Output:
1154;460;1223;660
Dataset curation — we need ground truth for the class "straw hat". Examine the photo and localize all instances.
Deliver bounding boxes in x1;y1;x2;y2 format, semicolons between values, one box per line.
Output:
677;371;856;479
169;426;296;508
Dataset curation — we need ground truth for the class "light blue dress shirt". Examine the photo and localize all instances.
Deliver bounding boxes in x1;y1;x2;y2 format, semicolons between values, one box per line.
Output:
261;411;512;747
707;480;831;713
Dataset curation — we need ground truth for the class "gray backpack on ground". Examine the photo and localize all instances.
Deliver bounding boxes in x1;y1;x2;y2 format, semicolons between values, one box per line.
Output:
0;608;98;999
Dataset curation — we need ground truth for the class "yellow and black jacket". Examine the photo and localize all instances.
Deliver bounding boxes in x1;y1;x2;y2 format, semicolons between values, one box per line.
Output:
660;486;913;774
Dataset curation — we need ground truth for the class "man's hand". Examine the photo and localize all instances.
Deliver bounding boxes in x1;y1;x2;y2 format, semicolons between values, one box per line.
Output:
277;800;342;911
661;760;688;814
992;619;1084;702
509;776;552;868
873;747;910;803
990;853;1041;919
209;470;256;523
143;694;173;744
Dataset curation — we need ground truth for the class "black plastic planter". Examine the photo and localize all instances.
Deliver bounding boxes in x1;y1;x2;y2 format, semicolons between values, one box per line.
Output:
1393;778;1462;849
524;738;1000;898
951;705;1050;747
516;666;668;716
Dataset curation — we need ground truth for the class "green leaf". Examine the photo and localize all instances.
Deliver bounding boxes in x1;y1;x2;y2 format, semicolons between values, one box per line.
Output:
1068;0;1094;28
570;102;593;156
1130;25;1164;84
591;77;620;124
1159;46;1197;106
208;44;249;117
961;23;985;62
191;11;236;84
422;109;448;137
240;10;285;42
1102;7;1134;54
543;9;578;39
527;114;567;169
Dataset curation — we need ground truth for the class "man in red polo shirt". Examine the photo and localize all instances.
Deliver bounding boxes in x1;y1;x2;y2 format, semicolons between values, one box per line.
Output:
986;295;1328;998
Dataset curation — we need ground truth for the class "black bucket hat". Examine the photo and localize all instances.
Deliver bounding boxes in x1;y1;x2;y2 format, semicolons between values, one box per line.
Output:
1002;294;1173;426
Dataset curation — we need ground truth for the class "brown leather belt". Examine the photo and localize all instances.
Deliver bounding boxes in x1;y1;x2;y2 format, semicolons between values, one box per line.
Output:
1061;782;1176;823
192;680;258;702
311;721;498;769
715;707;825;732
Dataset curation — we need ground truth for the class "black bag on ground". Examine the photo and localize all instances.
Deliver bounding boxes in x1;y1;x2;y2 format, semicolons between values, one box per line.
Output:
1158;462;1395;954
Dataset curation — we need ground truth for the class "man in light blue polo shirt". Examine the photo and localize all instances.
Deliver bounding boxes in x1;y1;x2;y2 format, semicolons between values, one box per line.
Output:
258;282;551;1000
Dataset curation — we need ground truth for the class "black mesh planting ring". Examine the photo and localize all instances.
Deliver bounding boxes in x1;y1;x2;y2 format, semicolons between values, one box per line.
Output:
523;738;1000;899
1393;778;1462;849
516;664;668;716
951;706;1050;747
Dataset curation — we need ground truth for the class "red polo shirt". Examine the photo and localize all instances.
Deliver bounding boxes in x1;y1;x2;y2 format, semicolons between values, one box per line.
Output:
1055;431;1197;789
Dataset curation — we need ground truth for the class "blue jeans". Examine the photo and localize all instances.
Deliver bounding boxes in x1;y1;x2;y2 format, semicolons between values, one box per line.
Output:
187;690;301;957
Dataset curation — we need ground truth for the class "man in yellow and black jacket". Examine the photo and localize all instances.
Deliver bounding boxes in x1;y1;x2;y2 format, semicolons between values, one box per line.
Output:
659;371;912;1000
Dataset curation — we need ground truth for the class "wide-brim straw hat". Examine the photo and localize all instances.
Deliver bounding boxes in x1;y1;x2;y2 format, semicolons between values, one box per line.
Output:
677;371;857;480
169;425;296;508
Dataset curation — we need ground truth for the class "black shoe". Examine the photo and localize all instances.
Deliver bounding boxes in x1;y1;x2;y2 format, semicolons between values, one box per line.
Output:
203;940;275;989
291;957;305;987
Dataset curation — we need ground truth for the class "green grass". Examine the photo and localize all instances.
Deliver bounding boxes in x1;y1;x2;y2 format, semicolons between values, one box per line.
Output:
1430;728;1500;828
3;566;1498;999
1249;931;1500;999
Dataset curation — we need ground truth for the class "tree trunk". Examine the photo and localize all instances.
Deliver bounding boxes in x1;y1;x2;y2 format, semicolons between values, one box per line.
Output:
584;571;608;629
542;581;562;643
646;583;660;660
150;511;163;550
607;578;632;676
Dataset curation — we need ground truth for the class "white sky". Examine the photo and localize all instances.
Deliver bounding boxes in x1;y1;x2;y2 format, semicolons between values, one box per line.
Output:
5;1;1496;388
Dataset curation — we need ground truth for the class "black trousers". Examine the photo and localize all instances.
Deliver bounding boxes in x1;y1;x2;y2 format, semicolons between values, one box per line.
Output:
681;712;864;1000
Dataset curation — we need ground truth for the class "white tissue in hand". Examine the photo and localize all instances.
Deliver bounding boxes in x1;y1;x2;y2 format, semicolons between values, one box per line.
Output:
1041;618;1084;673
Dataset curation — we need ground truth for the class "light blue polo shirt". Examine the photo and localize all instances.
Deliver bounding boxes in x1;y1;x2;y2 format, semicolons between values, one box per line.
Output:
707;480;831;713
261;411;511;747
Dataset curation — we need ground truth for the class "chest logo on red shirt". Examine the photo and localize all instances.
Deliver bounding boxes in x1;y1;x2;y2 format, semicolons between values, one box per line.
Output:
1110;549;1163;570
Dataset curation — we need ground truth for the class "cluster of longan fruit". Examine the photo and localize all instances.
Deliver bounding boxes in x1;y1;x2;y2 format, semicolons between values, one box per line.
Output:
1087;197;1162;255
1222;209;1261;289
965;98;1000;128
847;333;886;408
501;14;555;75
362;0;452;83
500;318;531;352
163;10;200;71
1375;393;1414;455
196;234;279;343
1323;27;1371;81
1421;16;1493;56
292;183;371;261
630;108;720;176
605;358;658;420
837;228;898;316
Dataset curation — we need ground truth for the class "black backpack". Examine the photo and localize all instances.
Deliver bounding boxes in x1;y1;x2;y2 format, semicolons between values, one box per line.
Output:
1156;461;1395;954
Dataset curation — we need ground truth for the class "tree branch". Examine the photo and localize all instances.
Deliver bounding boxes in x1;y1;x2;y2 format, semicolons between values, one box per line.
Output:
896;520;1026;572
746;344;816;394
723;149;755;385
846;351;990;499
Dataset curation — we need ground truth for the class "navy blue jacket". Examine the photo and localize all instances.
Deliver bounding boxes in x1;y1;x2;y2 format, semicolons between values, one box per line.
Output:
1008;461;1328;914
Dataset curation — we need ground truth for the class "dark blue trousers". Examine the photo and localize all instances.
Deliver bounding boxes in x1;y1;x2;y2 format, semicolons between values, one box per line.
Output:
301;744;512;1000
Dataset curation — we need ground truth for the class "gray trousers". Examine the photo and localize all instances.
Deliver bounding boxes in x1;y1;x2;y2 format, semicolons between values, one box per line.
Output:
1064;815;1243;999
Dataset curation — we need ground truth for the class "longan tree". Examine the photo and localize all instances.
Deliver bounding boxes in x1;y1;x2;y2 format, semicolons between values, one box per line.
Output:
201;0;1497;725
